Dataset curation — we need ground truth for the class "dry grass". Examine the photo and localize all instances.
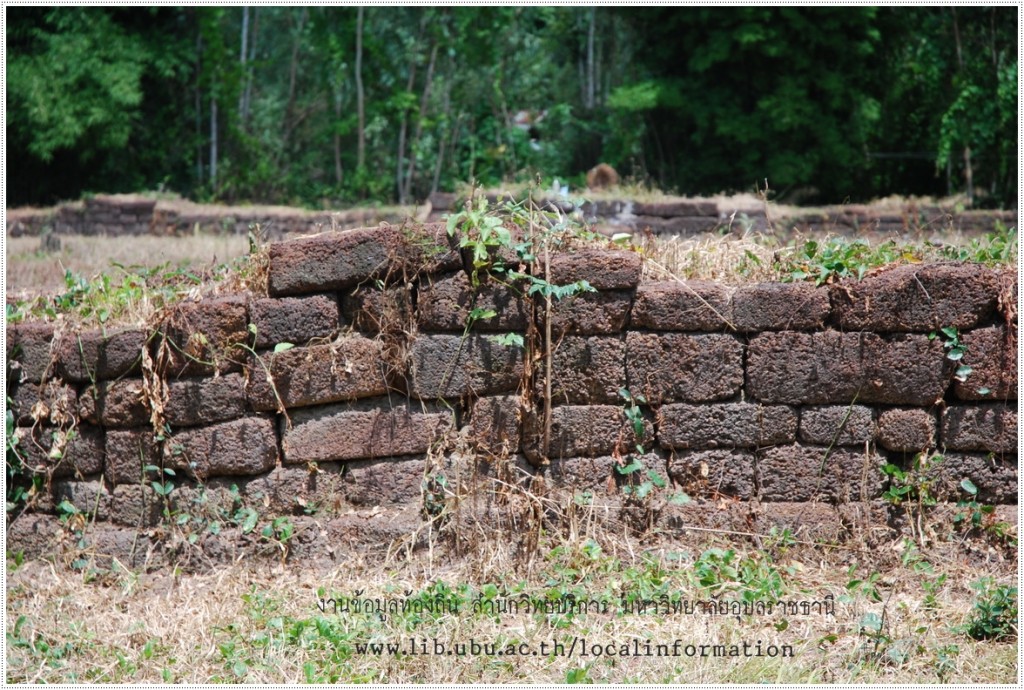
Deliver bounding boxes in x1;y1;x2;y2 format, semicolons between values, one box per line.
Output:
5;233;250;301
5;526;1017;684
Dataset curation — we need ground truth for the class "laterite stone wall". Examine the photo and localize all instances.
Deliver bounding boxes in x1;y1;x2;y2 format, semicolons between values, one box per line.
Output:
5;222;1018;564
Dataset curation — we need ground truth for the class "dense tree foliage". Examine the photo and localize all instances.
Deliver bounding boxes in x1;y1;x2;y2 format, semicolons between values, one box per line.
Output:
6;6;1017;208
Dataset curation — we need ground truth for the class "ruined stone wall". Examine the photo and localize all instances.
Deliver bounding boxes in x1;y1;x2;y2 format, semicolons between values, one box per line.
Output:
5;223;1017;567
6;192;1017;240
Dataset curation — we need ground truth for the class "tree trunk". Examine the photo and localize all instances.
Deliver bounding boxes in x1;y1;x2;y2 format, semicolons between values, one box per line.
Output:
586;8;596;110
356;7;366;174
282;8;308;150
195;31;203;186
237;6;249;126
949;7;974;203
395;59;419;204
210;97;218;189
403;40;438;204
241;8;258;124
334;86;344;188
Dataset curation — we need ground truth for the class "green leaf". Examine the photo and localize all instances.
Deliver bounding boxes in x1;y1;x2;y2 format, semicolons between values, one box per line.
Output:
616;459;644;475
273;342;295;353
241;510;259;534
960;478;978;496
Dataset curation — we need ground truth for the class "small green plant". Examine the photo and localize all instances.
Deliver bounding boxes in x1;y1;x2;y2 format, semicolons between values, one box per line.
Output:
783;237;906;285
954;478;1016;545
881;453;942;546
929;326;972;382
618;388;647;454
960;577;1017;640
842;562;883;603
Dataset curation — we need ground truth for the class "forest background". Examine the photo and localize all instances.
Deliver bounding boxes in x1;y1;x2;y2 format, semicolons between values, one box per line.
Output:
6;6;1018;210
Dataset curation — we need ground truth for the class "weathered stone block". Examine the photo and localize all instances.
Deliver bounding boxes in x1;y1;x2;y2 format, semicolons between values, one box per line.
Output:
247;336;390;411
542;405;652;459
105;429;161;485
342;456;427;506
546;335;625;405
13;424;104;479
81;379;150;428
268;226;402;295
658;403;796;449
926;453;1017;504
55;328;146;382
342;285;414;333
470;395;522;455
283;400;452;463
732;282;830;332
953;325;1017;400
942;404;1016;453
547;249;643;290
549;289;631;335
798;405;875;446
110;484;162;526
417;272;528;332
876;408;937;452
241;464;346;515
757;444;886;502
625;332;743;404
631;281;732;331
10;380;77;426
53;479;111;520
634;200;717;217
165;373;247;427
249;293;341;348
830;263;1001;332
546;455;621;492
160;296;248;378
747;332;950;405
164;417;278;479
410;334;524;399
7;322;56;383
668;449;756;499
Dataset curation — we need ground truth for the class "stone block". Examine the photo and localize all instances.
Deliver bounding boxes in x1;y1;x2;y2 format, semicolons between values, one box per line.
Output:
625;332;743;404
268;226;403;296
160;296;249;378
633;201;718;217
668;449;756;499
830;263;1001;332
7;322;56;383
757;444;886;502
165;373;247;427
164;417;278;479
747;332;950;405
410;334;524;399
546;455;621;493
105;429;161;485
13;424;103;479
53;479;111;520
342;456;427;506
247;336;390;411
417;272;528;332
109;484;162;526
541;404;652;459
282;400;453;464
798;405;875;446
342;285;414;333
546;335;625;405
953;325;1017;400
547;249;643;290
470;395;522;455
10;380;77;426
732;282;830;332
926;453;1017;504
631;281;732;331
876;408;937;452
549;289;631;335
249;293;341;348
81;379;150;428
55;328;146;382
941;404;1016;453
658;403;796;449
241;464;346;515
